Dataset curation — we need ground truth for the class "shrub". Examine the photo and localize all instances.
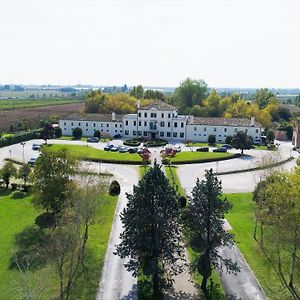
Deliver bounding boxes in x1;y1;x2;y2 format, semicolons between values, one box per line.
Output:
109;180;121;196
11;183;19;190
35;212;56;228
54;127;62;138
123;139;141;147
94;130;101;138
0;129;42;148
72;127;82;140
178;195;187;208
208;135;216;145
225;135;233;144
144;139;167;147
137;274;153;300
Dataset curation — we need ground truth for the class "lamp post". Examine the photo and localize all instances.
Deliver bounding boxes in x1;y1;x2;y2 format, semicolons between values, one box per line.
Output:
9;149;11;160
20;142;26;163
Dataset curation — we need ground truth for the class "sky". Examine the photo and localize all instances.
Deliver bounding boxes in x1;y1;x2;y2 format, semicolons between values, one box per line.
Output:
0;0;299;88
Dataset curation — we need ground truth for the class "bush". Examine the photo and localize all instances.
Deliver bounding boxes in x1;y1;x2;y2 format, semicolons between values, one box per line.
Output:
123;139;141;147
144;139;167;147
109;180;121;196
35;212;56;228
208;135;216;145
178;195;187;208
11;183;19;190
72;127;82;140
0;129;42;148
54;127;62;138
225;135;233;144
94;130;101;138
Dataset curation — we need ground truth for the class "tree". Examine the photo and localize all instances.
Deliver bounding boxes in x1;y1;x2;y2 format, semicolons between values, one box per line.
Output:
32;148;77;217
265;129;275;144
225;135;233;144
207;134;216;145
54;127;62;138
130;85;144;99
40;122;54;144
93;130;101;139
175;78;208;112
143;89;164;101
72;127;82;140
18;164;32;189
115;163;184;298
231;131;253;154
0;161;17;188
183;169;239;295
253;88;278;109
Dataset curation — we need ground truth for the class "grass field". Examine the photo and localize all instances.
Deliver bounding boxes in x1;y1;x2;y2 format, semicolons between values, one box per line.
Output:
0;188;118;299
226;193;298;300
185;143;268;151
0;98;83;111
170;151;233;163
46;144;143;163
164;165;185;195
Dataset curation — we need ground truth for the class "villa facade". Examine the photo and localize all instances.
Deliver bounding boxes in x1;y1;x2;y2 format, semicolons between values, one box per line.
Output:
59;101;263;143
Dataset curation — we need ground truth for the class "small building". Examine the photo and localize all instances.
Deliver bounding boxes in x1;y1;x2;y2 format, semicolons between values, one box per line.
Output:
59;100;263;143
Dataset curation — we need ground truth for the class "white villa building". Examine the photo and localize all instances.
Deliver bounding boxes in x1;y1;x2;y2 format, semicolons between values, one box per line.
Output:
59;101;263;143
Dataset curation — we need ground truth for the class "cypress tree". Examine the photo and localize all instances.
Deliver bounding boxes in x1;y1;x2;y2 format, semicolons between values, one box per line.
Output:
115;162;184;298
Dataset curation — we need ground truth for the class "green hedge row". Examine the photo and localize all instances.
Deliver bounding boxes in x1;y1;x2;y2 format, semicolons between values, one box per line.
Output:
123;140;141;147
163;153;241;165
144;140;167;147
0;129;42;148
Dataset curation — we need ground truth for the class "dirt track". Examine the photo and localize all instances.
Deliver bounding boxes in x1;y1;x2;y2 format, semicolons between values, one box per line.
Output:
0;103;83;130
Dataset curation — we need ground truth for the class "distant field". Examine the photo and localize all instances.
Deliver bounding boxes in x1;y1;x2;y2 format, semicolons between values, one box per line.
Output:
0;98;83;111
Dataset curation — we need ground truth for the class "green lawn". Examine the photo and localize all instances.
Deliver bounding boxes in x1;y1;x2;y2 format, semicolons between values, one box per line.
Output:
0;188;118;299
139;165;150;179
57;136;111;143
185;143;268;151
46;144;143;163
0;98;83;111
226;193;298;300
170;151;233;163
164;165;185;195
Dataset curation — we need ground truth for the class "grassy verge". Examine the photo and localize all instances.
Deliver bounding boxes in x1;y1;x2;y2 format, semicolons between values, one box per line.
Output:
139;165;150;179
0;188;118;299
167;151;237;164
226;193;298;300
164;165;185;196
46;144;144;164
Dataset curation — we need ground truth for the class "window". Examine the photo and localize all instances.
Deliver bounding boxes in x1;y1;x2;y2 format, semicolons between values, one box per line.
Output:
219;135;221;137
86;128;88;131
64;122;66;126
167;122;171;128
168;113;171;118
125;120;128;126
173;132;177;138
214;128;217;132
133;131;136;136
133;121;136;126
245;129;248;133
256;129;259;133
143;131;147;136
115;124;117;127
71;122;73;126
181;122;184;128
138;112;141;117
107;130;109;132
204;127;206;131
125;130;129;135
101;129;103;132
160;121;165;127
194;127;197;131
167;132;171;137
138;131;142;136
79;122;81;126
224;128;227;132
224;135;226;137
174;122;177;128
180;132;184;138
144;113;147;117
150;113;157;118
101;123;103;127
160;132;164;137
161;113;164;118
143;121;146;126
94;123;96;127
86;123;88;126
235;128;237;132
115;130;117;133
204;134;206;136
64;128;66;131
106;123;109;127
139;121;141;126
94;129;96;131
120;124;122;127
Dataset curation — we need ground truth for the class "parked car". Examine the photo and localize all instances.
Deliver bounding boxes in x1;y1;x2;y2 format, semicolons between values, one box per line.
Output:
32;144;41;151
173;146;181;152
213;147;227;153
87;137;99;143
104;144;114;151
119;146;128;153
113;134;122;139
196;147;209;152
221;144;232;150
128;147;138;153
28;158;36;165
110;146;120;152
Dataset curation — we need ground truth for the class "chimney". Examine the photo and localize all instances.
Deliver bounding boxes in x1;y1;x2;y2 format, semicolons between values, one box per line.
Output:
137;100;140;109
250;116;255;127
112;112;116;121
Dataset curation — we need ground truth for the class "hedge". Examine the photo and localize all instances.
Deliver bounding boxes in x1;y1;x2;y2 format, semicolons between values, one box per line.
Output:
123;139;141;147
163;153;241;165
144;140;167;147
0;129;42;148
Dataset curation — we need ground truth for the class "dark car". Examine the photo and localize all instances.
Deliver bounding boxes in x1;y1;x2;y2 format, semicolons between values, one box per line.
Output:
221;144;232;150
87;137;99;143
128;147;138;153
119;146;128;153
110;146;120;152
113;134;122;139
213;147;227;153
196;147;209;152
32;144;41;151
28;158;36;165
104;144;114;151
